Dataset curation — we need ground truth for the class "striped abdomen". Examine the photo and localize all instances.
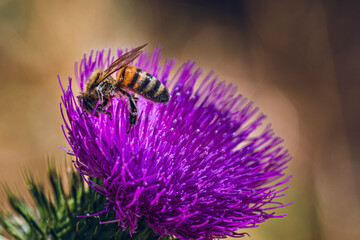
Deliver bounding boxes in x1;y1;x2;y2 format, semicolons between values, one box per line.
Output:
117;66;170;102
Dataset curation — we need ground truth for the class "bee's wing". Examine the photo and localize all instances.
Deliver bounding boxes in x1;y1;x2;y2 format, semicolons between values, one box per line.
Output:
102;44;147;80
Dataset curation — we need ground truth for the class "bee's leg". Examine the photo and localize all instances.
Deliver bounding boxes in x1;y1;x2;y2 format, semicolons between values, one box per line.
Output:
127;95;138;134
118;89;138;134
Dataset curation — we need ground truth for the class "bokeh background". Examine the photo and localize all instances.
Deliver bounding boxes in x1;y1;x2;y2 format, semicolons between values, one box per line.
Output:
0;0;359;239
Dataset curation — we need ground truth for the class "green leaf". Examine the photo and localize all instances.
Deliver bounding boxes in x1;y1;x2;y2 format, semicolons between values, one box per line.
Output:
0;161;172;240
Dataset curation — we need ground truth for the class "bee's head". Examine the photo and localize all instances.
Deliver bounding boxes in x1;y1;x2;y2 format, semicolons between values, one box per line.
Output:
77;94;99;117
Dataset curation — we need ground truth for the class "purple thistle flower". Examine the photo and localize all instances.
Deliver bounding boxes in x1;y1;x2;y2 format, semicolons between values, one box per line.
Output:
59;46;291;240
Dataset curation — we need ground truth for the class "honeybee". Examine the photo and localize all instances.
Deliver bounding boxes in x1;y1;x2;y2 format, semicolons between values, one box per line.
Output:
77;44;170;134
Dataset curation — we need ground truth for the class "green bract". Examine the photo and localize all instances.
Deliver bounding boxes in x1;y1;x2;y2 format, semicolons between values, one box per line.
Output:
0;162;170;240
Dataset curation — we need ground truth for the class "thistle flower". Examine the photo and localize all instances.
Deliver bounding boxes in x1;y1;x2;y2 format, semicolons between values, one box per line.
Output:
60;46;291;240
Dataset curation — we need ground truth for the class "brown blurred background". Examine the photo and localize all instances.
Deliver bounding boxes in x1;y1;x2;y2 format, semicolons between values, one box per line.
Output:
0;0;359;239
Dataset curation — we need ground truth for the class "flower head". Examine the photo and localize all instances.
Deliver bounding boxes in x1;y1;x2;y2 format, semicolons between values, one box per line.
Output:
60;46;291;239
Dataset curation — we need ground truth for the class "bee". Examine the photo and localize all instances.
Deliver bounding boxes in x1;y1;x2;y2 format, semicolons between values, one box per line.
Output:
77;44;170;134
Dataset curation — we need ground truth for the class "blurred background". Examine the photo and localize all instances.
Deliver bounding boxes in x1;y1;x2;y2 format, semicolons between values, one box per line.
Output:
0;0;359;239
